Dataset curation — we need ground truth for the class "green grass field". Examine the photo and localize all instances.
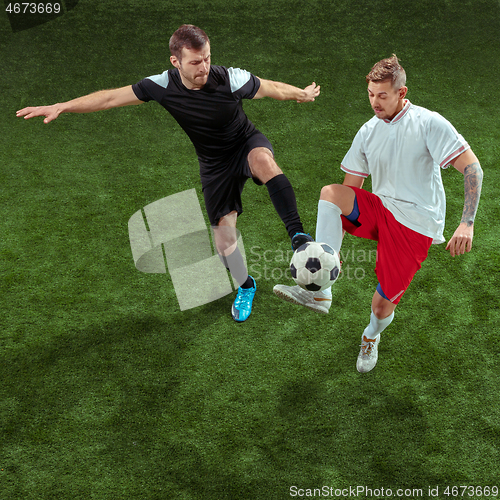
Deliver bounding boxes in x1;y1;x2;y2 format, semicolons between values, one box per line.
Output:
1;0;500;498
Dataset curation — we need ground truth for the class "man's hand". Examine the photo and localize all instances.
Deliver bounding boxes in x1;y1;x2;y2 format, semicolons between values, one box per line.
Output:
16;86;142;124
445;222;474;256
297;82;321;103
16;105;62;124
254;78;320;102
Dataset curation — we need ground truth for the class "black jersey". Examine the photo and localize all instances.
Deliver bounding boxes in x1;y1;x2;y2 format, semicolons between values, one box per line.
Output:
132;65;262;168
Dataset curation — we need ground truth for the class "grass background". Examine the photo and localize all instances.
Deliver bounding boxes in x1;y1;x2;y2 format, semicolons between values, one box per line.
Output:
1;0;500;498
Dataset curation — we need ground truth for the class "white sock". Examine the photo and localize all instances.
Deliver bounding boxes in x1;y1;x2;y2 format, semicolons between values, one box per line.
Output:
363;310;395;340
316;199;343;253
315;199;343;296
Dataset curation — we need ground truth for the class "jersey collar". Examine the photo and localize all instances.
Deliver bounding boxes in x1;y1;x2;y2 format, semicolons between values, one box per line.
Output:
384;99;411;124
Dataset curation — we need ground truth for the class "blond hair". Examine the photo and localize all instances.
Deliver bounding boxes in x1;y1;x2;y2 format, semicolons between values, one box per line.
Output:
366;54;406;89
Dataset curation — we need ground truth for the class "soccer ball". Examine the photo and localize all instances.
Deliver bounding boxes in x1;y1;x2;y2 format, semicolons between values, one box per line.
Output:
290;241;340;292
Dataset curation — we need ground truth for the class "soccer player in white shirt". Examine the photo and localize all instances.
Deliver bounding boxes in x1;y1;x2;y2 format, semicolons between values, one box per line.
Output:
274;55;483;372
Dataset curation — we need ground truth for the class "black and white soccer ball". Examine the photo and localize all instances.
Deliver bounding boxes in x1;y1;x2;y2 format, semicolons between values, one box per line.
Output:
290;241;340;292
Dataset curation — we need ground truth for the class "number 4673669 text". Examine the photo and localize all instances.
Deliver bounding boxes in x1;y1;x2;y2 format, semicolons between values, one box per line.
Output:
6;3;61;14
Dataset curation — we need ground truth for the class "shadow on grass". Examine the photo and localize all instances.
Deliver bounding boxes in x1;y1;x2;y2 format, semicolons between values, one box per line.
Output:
1;301;498;499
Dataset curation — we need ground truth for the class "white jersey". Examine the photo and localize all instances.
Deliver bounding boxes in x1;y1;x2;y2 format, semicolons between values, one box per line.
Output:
341;100;469;244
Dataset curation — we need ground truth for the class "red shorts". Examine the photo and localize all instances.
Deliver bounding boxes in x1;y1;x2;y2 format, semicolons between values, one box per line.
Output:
341;187;432;304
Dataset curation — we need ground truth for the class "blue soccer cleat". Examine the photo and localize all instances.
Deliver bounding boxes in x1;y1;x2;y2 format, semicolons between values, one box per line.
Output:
231;276;256;322
291;232;314;251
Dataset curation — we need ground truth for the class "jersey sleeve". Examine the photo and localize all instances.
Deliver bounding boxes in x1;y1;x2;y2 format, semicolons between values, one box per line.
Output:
227;67;261;100
132;71;170;103
340;128;370;178
425;112;470;169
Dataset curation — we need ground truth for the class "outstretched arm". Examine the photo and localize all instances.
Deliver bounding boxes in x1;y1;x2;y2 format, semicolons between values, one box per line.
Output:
445;149;483;256
16;85;143;124
253;78;320;102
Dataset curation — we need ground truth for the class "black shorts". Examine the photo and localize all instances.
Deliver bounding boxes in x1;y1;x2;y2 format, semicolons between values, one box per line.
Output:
201;131;274;226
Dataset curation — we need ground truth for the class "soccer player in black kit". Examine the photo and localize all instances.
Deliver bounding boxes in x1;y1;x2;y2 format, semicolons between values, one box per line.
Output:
17;24;320;322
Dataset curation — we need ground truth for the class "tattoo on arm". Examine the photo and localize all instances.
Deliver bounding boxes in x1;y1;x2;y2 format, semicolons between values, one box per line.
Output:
461;162;483;226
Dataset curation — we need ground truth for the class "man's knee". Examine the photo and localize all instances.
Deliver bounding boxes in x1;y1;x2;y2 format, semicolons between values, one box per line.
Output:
248;148;281;183
320;184;341;202
248;147;273;167
372;292;397;319
320;184;355;215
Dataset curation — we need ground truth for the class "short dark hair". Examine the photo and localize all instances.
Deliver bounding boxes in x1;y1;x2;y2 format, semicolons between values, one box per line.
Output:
366;54;406;89
169;24;209;61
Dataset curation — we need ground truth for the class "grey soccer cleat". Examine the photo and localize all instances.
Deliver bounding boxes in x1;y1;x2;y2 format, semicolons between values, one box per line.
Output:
273;284;332;314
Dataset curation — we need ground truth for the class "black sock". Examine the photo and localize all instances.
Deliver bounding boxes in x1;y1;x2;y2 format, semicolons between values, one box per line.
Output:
218;247;249;287
265;174;304;239
240;275;254;289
